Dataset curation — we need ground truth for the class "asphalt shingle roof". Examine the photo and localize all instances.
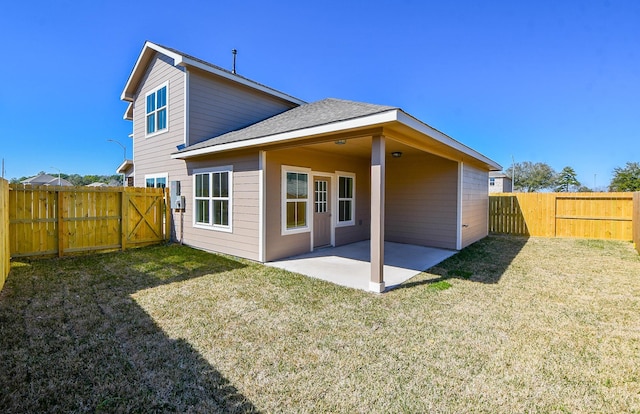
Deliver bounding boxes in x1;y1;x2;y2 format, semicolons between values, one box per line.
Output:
178;98;397;153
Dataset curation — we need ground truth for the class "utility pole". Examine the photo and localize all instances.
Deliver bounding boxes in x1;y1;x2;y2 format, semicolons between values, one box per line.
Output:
511;155;516;191
50;166;61;185
107;139;127;186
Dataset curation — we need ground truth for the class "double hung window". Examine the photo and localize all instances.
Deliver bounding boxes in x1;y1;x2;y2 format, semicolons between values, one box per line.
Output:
337;173;355;226
194;168;232;231
282;167;310;234
146;83;168;136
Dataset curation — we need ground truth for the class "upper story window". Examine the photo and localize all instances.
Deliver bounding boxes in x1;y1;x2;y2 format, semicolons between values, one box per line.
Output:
489;177;496;186
145;83;168;136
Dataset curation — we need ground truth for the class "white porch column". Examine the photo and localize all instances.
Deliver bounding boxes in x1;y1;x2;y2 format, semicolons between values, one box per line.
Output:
370;135;386;293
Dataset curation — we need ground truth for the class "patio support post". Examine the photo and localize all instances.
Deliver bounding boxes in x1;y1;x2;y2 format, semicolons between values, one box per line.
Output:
370;135;386;293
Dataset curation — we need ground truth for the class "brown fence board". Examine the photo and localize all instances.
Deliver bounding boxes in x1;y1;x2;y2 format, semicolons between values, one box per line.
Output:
8;185;169;258
490;193;634;241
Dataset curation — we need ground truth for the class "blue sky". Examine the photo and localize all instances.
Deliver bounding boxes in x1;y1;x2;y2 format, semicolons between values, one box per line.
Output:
1;0;638;189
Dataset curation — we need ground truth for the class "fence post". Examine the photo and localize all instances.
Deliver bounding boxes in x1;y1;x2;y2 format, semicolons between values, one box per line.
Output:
634;192;640;254
57;189;64;257
553;193;558;237
121;189;128;251
164;187;171;241
0;179;9;291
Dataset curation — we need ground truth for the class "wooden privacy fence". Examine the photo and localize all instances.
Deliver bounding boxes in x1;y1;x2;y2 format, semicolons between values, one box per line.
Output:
0;179;9;291
9;185;170;258
490;192;635;241
634;192;640;254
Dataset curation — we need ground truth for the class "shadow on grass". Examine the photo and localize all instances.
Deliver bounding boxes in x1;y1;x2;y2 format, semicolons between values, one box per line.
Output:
0;244;259;413
395;234;530;291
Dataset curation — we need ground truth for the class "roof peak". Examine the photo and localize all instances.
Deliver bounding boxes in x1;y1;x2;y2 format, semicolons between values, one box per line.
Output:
121;41;305;105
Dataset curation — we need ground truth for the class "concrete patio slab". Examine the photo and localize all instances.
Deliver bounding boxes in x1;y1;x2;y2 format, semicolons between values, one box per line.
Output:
266;241;456;292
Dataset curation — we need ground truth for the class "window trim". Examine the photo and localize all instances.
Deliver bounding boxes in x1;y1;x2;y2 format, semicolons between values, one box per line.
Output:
145;81;169;138
336;171;356;227
281;165;312;235
193;166;233;233
144;173;168;189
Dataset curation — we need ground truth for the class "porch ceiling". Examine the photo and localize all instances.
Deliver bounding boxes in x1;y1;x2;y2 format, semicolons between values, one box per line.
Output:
296;136;422;160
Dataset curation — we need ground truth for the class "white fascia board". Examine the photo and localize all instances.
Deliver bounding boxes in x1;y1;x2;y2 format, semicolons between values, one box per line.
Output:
176;56;306;106
120;42;186;102
171;110;399;159
396;111;502;170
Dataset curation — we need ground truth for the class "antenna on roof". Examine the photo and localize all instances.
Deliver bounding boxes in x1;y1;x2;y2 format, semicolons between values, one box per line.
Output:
231;49;237;74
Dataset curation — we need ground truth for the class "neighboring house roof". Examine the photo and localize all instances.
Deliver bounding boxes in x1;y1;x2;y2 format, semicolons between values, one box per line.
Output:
21;173;73;186
86;182;108;187
489;171;512;180
173;98;502;171
121;41;305;108
124;102;134;121
116;159;134;174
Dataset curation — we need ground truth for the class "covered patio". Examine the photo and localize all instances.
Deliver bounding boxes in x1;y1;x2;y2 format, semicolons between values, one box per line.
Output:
266;240;456;292
174;99;501;293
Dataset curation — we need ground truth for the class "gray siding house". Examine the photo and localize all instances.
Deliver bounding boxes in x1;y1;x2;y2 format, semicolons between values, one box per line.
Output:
489;171;513;193
120;41;501;292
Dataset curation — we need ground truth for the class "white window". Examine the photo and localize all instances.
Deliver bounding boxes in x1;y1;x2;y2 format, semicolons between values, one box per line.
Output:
337;172;355;226
489;177;496;186
282;166;311;234
145;83;168;136
193;167;232;232
145;173;167;189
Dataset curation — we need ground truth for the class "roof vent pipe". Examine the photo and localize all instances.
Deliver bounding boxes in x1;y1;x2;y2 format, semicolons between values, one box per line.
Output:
232;49;237;74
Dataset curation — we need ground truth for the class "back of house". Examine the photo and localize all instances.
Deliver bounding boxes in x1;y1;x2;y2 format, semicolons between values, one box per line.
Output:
120;41;501;286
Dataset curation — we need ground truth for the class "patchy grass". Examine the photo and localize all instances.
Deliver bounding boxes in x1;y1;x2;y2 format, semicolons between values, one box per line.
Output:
1;236;639;413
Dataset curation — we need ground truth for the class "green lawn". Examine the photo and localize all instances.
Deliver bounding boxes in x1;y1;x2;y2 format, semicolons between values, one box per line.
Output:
1;235;639;413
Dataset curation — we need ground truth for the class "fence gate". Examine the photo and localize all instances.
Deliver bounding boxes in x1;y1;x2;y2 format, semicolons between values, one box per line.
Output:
122;188;169;249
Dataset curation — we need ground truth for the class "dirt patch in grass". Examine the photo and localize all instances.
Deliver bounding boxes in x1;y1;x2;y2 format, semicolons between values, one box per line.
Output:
1;236;639;413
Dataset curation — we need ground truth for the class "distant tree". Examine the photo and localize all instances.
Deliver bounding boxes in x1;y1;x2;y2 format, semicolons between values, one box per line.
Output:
577;185;592;192
554;166;581;192
609;162;640;192
65;174;84;186
505;161;556;192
